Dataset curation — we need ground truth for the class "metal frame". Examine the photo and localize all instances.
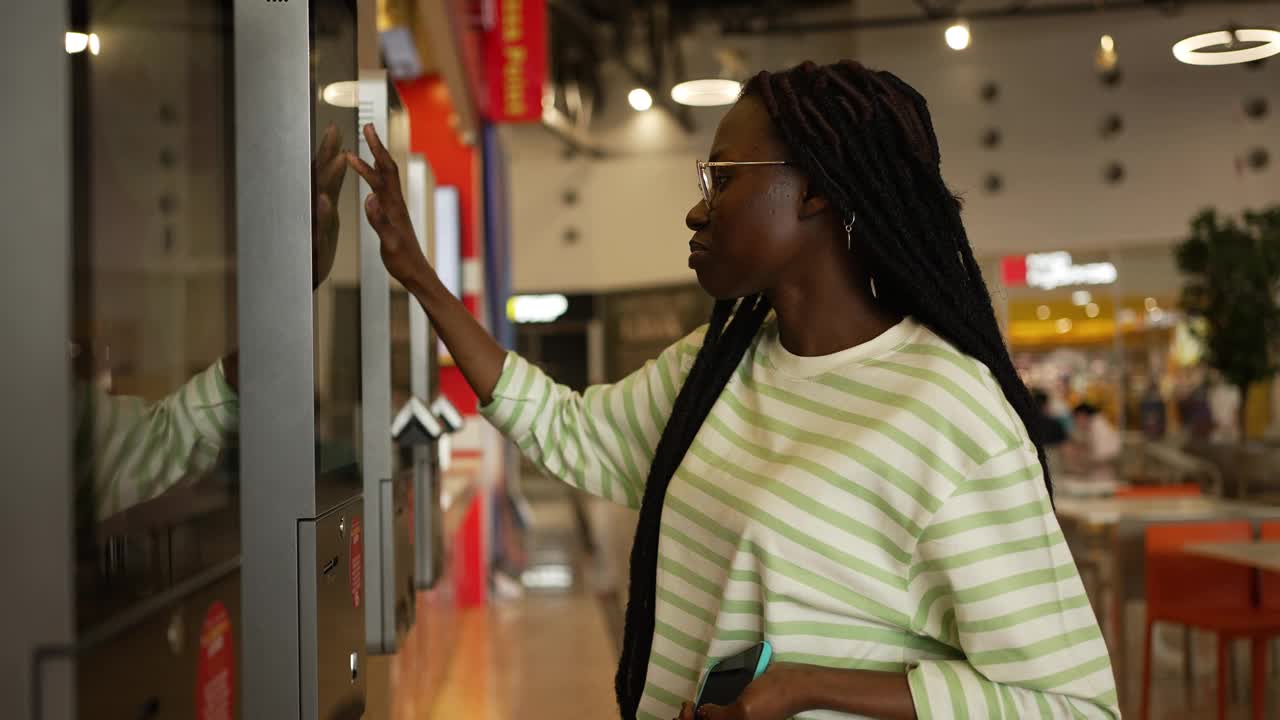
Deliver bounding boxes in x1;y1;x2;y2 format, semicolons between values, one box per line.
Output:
235;0;367;716
357;68;396;655
405;153;449;591
2;5;75;719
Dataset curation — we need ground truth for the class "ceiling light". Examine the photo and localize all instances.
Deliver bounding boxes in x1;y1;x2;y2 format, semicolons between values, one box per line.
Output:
1096;34;1118;72
946;22;971;51
1036;305;1051;320
1056;318;1073;334
628;88;653;112
1071;290;1093;306
507;294;569;324
671;79;741;107
321;81;359;108
1173;28;1280;66
1086;303;1100;318
65;32;89;54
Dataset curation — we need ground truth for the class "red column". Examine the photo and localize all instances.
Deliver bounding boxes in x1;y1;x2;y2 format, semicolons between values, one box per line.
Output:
397;75;488;607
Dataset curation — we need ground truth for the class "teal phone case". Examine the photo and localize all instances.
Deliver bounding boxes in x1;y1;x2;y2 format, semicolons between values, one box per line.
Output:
693;640;773;708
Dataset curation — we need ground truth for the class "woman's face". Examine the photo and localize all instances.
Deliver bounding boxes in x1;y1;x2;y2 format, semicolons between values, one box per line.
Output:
685;95;814;300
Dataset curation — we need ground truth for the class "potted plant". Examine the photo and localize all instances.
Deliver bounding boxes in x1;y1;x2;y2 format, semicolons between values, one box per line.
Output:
1175;207;1280;486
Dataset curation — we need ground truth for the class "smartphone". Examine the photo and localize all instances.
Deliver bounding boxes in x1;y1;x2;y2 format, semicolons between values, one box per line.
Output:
694;641;773;710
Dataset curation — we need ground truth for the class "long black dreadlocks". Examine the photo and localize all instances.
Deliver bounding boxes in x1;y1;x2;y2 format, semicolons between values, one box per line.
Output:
614;60;1054;719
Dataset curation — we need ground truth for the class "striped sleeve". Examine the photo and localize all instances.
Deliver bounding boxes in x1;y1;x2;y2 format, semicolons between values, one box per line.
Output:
480;327;705;509
78;360;239;521
906;446;1120;719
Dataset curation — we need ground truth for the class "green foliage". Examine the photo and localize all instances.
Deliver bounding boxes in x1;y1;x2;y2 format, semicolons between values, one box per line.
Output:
1175;207;1280;395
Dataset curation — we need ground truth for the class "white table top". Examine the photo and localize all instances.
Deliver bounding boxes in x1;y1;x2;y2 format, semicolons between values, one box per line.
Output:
1184;540;1280;573
1055;495;1280;525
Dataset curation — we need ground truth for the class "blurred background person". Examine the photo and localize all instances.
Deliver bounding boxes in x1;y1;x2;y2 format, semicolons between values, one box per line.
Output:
1068;402;1123;484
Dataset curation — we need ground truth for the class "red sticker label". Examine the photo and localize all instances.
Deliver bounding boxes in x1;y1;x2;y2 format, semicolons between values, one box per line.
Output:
349;516;363;609
196;601;234;720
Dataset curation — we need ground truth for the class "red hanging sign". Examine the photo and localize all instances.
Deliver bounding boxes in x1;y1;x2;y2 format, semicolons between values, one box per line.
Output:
482;0;547;123
195;602;234;720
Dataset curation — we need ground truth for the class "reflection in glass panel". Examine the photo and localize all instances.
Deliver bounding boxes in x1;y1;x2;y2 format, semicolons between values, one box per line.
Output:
72;0;239;630
311;0;363;514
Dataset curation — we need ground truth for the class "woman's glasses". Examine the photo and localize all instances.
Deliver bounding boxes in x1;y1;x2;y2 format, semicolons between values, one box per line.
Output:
696;160;789;209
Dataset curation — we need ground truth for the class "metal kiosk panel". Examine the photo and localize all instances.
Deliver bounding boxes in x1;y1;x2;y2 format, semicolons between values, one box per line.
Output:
236;0;367;717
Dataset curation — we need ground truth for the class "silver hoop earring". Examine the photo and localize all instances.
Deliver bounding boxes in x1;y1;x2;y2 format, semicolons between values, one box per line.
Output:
844;212;856;251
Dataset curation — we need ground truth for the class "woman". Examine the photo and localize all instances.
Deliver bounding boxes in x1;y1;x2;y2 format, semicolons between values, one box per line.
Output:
350;60;1118;720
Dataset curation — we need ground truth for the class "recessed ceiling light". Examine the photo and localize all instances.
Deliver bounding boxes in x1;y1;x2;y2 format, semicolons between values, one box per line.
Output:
671;79;742;107
65;32;89;54
321;81;359;108
946;22;971;51
628;88;653;112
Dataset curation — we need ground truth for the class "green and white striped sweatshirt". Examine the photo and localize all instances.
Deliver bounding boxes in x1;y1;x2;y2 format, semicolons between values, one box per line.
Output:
76;361;238;521
481;316;1119;720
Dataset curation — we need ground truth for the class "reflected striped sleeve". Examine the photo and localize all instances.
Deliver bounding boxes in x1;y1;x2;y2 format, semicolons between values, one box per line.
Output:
76;360;239;520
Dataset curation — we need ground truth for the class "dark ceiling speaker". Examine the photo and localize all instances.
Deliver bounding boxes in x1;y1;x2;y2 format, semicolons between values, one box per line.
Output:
1104;162;1126;184
1100;113;1124;139
1099;67;1123;87
984;173;1004;194
1243;97;1269;120
980;82;1000;103
981;128;1002;149
1248;147;1271;171
563;227;580;245
562;189;579;206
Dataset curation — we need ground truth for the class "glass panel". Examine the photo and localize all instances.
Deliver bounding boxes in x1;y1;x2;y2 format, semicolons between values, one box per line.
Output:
72;0;239;630
310;0;362;514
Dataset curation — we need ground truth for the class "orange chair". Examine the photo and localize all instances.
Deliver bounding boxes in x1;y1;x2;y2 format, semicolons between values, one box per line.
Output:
1261;522;1280;611
1260;522;1280;714
1142;521;1280;720
1116;483;1202;499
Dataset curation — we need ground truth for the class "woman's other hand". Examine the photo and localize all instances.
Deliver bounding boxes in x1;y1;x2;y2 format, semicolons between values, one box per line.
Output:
346;123;433;293
312;122;346;289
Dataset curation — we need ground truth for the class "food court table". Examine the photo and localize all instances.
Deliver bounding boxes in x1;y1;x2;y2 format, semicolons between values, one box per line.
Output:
1054;495;1280;714
1184;540;1280;573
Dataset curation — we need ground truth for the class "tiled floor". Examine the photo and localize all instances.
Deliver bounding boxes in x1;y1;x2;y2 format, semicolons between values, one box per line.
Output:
407;481;1280;719
427;484;621;719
